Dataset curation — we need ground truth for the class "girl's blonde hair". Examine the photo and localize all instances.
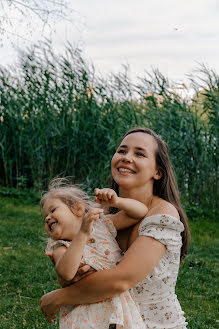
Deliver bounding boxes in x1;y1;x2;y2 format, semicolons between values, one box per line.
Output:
40;178;98;212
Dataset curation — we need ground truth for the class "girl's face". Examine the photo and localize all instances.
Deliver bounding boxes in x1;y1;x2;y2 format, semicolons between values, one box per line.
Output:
111;132;161;191
43;197;82;241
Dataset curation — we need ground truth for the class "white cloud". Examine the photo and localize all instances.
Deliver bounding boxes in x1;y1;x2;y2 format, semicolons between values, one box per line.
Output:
1;0;218;83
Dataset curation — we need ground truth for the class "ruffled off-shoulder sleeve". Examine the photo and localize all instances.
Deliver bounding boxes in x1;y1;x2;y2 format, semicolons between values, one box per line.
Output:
45;238;71;255
138;214;184;251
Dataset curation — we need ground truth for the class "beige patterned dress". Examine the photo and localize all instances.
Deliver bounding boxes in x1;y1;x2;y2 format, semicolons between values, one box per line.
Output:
46;215;145;329
133;214;188;329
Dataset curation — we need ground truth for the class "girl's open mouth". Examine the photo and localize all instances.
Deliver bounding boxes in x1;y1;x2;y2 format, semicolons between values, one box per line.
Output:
49;222;57;231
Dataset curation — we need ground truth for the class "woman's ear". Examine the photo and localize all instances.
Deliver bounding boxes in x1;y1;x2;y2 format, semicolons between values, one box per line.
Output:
71;202;85;217
154;168;163;180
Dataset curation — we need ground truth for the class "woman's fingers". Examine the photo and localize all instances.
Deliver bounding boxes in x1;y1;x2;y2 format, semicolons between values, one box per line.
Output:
40;291;60;323
78;264;91;274
73;270;95;282
73;266;96;282
46;314;57;324
57;276;74;288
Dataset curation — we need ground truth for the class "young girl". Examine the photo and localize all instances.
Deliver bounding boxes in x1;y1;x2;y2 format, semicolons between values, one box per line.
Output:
41;178;147;329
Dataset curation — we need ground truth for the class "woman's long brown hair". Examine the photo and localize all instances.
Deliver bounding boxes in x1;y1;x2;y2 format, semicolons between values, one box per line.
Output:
110;127;190;261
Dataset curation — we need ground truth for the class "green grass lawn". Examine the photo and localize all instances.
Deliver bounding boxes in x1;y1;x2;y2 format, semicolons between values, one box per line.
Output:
0;197;218;329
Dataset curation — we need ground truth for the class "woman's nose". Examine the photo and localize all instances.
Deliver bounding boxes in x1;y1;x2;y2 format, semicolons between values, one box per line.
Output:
122;152;132;162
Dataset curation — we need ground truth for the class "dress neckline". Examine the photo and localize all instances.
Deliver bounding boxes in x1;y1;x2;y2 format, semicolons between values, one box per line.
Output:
143;213;180;221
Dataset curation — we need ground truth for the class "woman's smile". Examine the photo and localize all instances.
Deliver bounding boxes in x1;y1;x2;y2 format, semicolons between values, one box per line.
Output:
117;166;136;175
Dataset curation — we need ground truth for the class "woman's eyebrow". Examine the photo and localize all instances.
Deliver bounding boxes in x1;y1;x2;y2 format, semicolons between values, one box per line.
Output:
135;147;149;156
135;147;146;151
119;144;149;155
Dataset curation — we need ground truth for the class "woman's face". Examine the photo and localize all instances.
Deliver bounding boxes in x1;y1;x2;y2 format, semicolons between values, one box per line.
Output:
111;132;160;191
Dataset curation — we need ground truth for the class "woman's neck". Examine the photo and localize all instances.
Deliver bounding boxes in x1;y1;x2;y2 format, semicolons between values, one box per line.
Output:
119;185;154;208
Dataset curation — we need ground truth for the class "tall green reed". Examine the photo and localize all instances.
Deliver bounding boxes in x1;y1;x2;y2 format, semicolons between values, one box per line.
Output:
0;43;218;215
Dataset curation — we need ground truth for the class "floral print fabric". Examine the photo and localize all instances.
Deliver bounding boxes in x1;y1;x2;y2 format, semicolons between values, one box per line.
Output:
46;215;145;329
134;214;188;329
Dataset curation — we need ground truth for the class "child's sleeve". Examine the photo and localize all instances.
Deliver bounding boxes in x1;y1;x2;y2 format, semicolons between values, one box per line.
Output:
45;238;71;255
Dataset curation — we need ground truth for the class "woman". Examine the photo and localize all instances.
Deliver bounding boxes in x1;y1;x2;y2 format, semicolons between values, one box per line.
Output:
40;127;190;328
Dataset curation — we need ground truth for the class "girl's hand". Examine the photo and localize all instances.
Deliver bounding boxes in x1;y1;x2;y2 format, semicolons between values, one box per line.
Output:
80;208;103;235
94;188;119;207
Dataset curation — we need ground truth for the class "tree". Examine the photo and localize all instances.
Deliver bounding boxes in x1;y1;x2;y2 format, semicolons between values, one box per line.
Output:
0;0;76;45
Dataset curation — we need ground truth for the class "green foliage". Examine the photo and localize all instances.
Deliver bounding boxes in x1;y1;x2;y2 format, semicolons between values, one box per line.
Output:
0;43;218;213
0;186;41;204
0;197;59;328
0;197;218;328
176;219;219;328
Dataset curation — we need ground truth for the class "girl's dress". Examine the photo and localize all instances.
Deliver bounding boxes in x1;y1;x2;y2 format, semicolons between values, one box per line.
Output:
46;215;145;329
133;214;188;329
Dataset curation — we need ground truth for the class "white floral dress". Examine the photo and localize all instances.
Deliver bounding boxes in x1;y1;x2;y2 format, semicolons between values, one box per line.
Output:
46;215;145;329
133;214;188;329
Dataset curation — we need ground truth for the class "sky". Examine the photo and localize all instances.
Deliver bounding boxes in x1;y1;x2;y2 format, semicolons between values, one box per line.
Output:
1;0;219;85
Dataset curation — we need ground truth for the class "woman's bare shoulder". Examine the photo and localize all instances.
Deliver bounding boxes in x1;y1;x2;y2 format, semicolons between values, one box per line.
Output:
148;197;180;219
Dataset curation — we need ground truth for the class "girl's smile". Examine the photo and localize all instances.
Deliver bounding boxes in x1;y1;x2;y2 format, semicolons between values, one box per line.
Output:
48;220;57;232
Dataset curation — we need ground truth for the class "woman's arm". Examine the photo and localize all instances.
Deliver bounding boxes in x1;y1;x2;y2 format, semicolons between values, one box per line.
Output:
40;234;166;322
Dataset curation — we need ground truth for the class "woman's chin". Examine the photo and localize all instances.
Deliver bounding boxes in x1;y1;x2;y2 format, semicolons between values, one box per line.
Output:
115;179;135;190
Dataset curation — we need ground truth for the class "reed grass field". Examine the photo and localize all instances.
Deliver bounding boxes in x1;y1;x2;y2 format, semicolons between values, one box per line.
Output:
0;43;218;215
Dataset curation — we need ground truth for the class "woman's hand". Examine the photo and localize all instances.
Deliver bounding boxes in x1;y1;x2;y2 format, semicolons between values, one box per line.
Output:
72;264;96;282
57;276;74;287
94;188;119;207
40;266;96;323
40;290;61;324
57;264;96;287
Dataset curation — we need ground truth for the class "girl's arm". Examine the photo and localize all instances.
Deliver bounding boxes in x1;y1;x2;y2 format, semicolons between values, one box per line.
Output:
114;196;148;219
40;234;166;323
53;208;103;281
94;188;148;230
95;188;148;219
53;232;88;281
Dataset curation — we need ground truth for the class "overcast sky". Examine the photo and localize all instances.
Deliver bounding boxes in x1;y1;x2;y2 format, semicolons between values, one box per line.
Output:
1;0;219;84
